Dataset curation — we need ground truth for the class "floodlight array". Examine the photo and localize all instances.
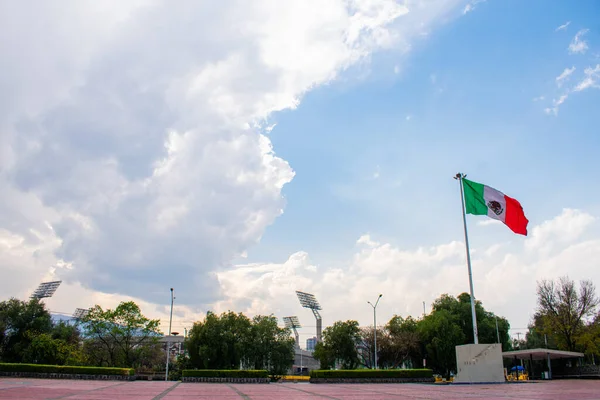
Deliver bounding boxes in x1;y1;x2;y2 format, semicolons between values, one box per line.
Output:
283;316;301;329
295;291;321;310
73;308;90;319
30;281;62;299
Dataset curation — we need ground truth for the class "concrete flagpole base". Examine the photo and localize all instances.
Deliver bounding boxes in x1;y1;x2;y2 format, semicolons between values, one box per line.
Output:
453;343;505;384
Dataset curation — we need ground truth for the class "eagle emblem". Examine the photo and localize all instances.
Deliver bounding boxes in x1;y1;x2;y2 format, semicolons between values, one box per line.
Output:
487;200;503;216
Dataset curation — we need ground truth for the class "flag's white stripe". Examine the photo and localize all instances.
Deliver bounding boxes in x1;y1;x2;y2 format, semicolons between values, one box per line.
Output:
483;185;507;223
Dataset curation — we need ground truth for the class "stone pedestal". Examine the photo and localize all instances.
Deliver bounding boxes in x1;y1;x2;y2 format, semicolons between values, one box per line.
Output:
453;343;505;384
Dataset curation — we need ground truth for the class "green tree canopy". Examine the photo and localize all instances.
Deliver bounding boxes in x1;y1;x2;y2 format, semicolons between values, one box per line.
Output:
80;301;161;367
185;311;295;374
432;293;510;349
578;313;600;360
247;315;295;375
357;316;421;369
22;321;86;365
186;311;252;369
418;308;464;378
0;298;53;362
417;293;511;377
384;315;420;368
313;320;361;369
52;320;81;345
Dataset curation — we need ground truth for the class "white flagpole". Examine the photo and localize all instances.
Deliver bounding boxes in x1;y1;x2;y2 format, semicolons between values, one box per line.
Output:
455;173;479;344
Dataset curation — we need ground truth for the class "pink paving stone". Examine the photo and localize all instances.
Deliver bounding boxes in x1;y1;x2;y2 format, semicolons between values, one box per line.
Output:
0;378;600;399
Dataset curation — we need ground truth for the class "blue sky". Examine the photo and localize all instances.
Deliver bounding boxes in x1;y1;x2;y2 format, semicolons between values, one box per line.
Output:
1;0;599;339
251;0;600;265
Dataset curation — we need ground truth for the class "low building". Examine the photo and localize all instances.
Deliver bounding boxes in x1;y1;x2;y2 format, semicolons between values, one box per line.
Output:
291;348;319;375
159;334;186;357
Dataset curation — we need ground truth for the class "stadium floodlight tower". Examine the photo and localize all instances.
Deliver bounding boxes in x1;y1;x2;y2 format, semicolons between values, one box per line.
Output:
30;281;62;300
72;308;90;320
296;290;322;342
283;316;302;349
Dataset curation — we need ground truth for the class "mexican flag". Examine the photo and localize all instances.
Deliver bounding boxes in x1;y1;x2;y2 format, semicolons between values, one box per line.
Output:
462;178;529;235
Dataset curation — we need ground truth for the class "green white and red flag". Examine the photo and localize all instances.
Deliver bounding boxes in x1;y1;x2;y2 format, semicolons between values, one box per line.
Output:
462;178;529;235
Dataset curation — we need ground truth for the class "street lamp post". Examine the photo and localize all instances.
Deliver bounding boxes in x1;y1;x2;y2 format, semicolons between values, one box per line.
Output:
165;288;174;381
368;294;383;370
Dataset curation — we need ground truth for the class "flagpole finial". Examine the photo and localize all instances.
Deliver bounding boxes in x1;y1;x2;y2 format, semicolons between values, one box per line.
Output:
454;173;465;180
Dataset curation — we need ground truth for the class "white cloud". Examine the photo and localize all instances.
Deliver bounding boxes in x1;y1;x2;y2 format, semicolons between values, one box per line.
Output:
27;208;600;338
41;281;202;335
557;94;568;106
543;64;599;116
462;0;486;15
214;209;600;339
532;96;545;102
394;65;401;74
525;208;595;253
0;0;466;312
356;234;380;248
213;252;319;317
555;66;576;87
372;165;381;179
555;21;571;31
544;94;568;116
569;29;589;54
573;64;600;92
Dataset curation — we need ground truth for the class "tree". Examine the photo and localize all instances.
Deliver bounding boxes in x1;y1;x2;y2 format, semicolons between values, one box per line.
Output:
186;311;252;369
52;320;81;345
22;321;86;365
313;320;361;369
357;316;421;369
432;293;510;350
384;315;420;368
312;342;336;370
0;298;53;362
80;301;161;367
418;309;464;379
246;315;295;375
525;314;558;350
536;276;599;351
22;332;86;365
356;327;378;369
185;311;295;373
578;313;600;361
419;293;511;377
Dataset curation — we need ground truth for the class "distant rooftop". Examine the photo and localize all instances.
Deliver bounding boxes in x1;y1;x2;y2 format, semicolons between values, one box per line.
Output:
502;348;584;360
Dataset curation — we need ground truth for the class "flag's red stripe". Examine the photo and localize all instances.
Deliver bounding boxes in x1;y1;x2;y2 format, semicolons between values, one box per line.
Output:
504;195;528;236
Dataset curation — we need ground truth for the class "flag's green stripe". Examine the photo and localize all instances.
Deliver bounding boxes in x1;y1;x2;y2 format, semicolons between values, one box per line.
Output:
463;178;487;215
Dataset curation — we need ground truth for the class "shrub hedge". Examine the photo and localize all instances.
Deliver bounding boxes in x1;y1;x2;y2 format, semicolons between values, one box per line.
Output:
182;369;268;378
310;369;433;379
0;363;134;376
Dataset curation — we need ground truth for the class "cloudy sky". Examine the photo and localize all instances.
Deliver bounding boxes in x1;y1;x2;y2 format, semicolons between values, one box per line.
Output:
2;0;599;345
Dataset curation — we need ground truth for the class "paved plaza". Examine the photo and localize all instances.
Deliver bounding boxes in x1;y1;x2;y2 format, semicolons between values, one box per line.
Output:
1;378;599;399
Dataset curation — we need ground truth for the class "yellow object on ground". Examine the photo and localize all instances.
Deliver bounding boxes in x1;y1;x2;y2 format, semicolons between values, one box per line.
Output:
281;375;310;382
